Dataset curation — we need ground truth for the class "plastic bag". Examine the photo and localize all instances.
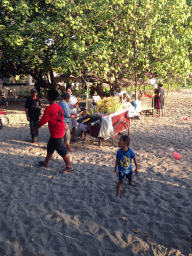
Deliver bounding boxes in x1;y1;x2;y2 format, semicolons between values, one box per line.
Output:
98;116;114;138
172;152;182;160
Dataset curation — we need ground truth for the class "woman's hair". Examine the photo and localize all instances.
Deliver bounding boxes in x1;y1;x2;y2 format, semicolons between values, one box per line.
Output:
66;85;72;91
154;89;159;95
62;92;70;100
121;135;130;146
47;89;59;101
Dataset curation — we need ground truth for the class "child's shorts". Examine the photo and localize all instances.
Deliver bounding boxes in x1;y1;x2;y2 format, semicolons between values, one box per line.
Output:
119;171;132;181
47;137;68;157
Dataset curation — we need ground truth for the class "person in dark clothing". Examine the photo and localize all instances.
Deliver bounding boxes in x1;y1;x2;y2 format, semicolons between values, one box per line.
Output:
154;89;160;115
158;83;165;116
35;81;42;98
25;88;41;142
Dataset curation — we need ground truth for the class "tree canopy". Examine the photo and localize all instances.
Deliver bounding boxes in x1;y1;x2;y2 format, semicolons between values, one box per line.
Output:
0;0;191;91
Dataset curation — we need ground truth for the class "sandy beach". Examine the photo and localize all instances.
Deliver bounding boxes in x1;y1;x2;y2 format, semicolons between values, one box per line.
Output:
0;89;191;256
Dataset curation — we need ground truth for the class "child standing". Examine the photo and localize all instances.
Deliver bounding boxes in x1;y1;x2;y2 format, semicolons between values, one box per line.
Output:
78;109;88;140
115;135;138;197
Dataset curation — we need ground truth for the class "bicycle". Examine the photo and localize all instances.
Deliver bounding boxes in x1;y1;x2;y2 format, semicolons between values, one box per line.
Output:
0;111;9;130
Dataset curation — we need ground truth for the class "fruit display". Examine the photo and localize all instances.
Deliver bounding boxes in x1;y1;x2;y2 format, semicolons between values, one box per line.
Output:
96;97;123;114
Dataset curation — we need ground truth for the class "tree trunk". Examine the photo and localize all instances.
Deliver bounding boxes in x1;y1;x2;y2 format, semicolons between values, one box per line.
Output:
50;69;56;89
183;77;187;87
135;73;137;100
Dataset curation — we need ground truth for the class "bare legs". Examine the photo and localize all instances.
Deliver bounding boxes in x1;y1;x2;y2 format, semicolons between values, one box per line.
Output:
43;152;53;166
40;153;72;170
62;154;72;169
117;177;134;197
117;180;123;197
72;127;76;141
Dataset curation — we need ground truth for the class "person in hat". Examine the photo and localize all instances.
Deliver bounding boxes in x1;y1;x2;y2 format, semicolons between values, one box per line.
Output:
59;92;77;151
25;88;41;142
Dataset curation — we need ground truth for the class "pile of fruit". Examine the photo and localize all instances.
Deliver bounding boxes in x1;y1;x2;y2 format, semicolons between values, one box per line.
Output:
96;97;123;114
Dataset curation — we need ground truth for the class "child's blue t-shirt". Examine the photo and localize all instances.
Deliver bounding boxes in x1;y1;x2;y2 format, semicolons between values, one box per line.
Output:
116;148;136;175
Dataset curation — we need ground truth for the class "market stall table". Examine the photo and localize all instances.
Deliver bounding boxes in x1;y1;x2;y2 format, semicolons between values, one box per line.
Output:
77;108;130;146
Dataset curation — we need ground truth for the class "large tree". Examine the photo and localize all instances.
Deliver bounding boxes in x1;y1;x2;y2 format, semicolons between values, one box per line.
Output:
0;0;191;93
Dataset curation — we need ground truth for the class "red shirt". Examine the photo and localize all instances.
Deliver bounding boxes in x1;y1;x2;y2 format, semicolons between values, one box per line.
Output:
38;103;65;138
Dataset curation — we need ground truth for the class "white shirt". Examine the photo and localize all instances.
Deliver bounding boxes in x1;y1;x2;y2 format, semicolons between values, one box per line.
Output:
68;95;78;114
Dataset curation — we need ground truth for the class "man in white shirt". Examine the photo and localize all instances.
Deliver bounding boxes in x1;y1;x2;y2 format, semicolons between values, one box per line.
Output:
66;85;78;141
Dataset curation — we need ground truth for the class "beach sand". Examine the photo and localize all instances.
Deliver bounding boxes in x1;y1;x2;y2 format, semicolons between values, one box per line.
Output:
0;90;191;256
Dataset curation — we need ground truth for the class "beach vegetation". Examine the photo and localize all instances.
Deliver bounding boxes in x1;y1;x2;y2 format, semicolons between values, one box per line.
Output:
0;0;191;96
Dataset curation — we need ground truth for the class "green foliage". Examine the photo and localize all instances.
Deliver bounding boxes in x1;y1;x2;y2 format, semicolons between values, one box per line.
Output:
73;88;87;98
18;90;30;98
0;0;191;91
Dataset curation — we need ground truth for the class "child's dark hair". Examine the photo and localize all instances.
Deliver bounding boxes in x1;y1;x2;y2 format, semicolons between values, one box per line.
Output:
121;135;130;146
47;88;59;101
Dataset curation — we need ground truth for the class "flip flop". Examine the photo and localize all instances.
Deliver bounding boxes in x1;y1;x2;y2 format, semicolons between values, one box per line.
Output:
60;167;74;173
38;161;49;167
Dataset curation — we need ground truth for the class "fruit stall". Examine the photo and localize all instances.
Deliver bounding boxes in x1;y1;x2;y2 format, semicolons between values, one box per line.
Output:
77;97;130;146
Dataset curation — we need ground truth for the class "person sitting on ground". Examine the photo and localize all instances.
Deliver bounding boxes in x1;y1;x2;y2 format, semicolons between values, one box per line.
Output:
25;88;41;143
78;108;88;141
115;135;138;197
59;92;77;152
32;89;73;173
66;85;78;142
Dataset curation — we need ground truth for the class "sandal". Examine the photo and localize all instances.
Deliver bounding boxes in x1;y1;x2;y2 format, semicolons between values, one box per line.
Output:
38;161;49;167
60;167;74;173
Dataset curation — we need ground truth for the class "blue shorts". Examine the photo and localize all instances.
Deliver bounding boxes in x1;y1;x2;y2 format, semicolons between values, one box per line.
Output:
119;171;132;181
47;138;68;157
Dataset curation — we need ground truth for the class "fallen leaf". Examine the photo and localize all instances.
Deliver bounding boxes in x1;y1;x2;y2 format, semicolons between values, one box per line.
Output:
122;217;129;222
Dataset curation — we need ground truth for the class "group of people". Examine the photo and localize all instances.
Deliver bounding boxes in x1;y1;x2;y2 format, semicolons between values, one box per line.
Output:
24;86;89;173
25;87;138;196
